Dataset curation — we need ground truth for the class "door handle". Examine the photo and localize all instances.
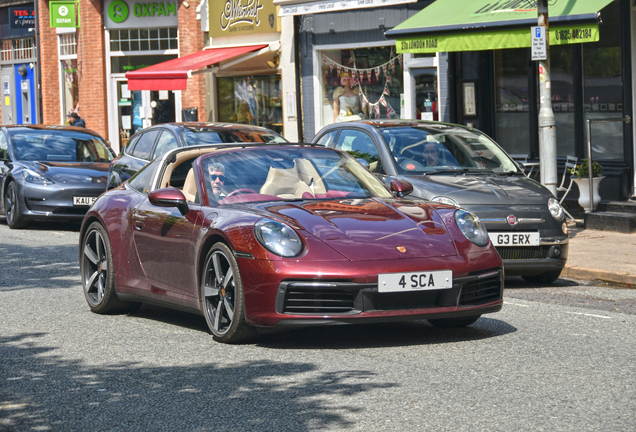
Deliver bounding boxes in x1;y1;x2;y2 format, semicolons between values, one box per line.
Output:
134;220;144;230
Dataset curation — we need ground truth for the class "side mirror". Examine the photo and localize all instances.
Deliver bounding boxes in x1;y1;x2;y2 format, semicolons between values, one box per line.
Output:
148;187;189;215
390;179;414;198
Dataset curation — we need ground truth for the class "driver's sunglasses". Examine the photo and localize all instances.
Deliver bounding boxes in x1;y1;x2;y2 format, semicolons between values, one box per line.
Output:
210;174;225;182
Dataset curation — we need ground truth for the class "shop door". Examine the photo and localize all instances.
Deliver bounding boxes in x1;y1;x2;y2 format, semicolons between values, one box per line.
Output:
1;67;15;125
114;78;176;151
412;68;438;121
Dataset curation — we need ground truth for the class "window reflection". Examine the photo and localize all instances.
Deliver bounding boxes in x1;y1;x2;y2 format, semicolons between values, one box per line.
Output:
583;0;623;160
217;75;282;135
494;49;530;156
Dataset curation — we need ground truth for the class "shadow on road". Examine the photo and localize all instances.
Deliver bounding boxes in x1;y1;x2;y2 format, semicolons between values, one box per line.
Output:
0;215;82;232
126;304;517;350
0;333;395;431
0;243;79;291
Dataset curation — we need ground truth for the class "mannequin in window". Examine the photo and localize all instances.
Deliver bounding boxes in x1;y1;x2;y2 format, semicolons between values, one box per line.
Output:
333;75;366;123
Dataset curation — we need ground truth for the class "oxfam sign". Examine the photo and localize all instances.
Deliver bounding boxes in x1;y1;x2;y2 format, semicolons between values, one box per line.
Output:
104;0;177;29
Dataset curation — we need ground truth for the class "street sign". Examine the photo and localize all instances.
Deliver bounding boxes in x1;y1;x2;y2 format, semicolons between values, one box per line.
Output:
531;25;547;61
49;1;80;28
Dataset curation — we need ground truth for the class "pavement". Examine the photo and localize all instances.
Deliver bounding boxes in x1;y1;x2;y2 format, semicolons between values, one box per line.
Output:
561;223;636;288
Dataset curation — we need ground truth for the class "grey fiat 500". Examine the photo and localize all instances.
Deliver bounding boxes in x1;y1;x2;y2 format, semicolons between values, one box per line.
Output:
314;120;568;284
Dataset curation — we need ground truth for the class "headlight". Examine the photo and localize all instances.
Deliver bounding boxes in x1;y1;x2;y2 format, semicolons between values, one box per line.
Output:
23;168;55;185
548;197;564;220
254;219;303;257
431;196;460;208
454;210;489;247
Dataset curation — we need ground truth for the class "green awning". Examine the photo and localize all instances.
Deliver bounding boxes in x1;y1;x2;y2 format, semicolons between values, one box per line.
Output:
386;0;615;54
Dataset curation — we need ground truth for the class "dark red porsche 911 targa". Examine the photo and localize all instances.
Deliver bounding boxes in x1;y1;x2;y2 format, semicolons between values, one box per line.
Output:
79;144;504;343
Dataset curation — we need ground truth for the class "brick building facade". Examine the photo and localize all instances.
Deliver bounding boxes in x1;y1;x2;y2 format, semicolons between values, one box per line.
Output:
36;0;205;150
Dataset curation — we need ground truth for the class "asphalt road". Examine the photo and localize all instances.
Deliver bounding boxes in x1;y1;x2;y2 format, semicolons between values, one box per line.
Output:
1;219;635;432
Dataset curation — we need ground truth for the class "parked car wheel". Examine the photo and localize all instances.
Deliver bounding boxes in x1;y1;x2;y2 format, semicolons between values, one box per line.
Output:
81;222;128;313
201;243;253;343
522;270;562;285
4;182;28;229
427;315;481;328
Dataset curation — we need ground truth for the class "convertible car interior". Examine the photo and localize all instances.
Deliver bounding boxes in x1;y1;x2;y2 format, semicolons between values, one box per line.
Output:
156;147;366;205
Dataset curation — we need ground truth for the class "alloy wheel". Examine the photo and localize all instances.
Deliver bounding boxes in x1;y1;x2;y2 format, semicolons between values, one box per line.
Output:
203;250;236;336
82;228;108;306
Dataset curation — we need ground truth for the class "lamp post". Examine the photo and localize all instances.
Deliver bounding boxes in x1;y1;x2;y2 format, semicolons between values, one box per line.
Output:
537;0;557;196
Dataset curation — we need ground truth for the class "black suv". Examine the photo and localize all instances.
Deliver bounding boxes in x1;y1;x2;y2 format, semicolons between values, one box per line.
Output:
107;122;287;190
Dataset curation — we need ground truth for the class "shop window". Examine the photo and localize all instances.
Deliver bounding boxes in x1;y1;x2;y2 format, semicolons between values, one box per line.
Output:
550;45;575;157
110;28;178;52
216;75;283;135
1;37;35;61
319;47;404;129
412;68;438;121
59;33;78;122
61;59;78;120
494;48;530;156
583;0;623;161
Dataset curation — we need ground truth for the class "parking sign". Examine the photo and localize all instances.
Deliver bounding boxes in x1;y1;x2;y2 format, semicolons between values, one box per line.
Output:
531;26;547;61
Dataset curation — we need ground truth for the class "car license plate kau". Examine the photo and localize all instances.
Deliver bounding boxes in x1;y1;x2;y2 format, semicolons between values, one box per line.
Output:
378;270;453;293
73;196;97;206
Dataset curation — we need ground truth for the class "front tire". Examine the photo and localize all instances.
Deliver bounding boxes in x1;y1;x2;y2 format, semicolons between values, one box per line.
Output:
428;315;481;328
522;269;562;285
4;182;28;229
80;222;127;313
201;243;253;343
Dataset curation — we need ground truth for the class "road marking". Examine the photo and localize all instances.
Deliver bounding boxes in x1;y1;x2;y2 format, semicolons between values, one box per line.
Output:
504;301;529;307
565;311;611;319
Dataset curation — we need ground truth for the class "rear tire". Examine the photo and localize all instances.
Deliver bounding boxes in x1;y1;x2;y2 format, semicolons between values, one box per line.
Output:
522;269;562;285
4;182;29;229
428;315;481;328
80;221;128;313
201;243;254;343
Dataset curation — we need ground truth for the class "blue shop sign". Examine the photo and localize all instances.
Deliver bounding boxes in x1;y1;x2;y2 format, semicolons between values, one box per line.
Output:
9;7;36;29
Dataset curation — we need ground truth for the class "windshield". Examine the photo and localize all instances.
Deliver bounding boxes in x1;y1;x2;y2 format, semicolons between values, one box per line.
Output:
200;147;392;205
11;130;114;162
182;126;287;146
378;125;520;175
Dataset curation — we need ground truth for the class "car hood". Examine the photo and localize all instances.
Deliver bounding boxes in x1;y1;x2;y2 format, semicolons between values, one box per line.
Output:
258;198;458;261
402;173;551;205
24;161;110;186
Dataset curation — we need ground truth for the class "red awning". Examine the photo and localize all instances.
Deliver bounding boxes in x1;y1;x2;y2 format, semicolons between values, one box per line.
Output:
125;44;268;91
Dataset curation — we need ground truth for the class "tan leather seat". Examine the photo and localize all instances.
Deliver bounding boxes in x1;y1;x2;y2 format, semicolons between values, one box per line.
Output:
259;159;325;199
182;168;197;202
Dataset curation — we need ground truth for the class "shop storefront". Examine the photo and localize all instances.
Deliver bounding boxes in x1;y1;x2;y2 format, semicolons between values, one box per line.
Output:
387;0;634;202
276;0;434;139
104;0;182;150
0;4;37;125
207;0;288;137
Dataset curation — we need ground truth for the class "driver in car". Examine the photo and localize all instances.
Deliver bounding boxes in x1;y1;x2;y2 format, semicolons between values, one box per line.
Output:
208;162;226;198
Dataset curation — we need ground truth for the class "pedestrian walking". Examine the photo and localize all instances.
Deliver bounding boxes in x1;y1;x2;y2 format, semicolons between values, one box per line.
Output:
67;112;86;128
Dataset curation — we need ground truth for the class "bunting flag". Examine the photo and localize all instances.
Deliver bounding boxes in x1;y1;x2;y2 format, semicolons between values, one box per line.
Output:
386;102;396;119
390;58;396;73
365;70;370;82
398;55;403;67
386;75;392;84
329;61;334;73
380;97;388;108
375;66;380;78
336;65;341;76
382;64;388;77
374;104;380;118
